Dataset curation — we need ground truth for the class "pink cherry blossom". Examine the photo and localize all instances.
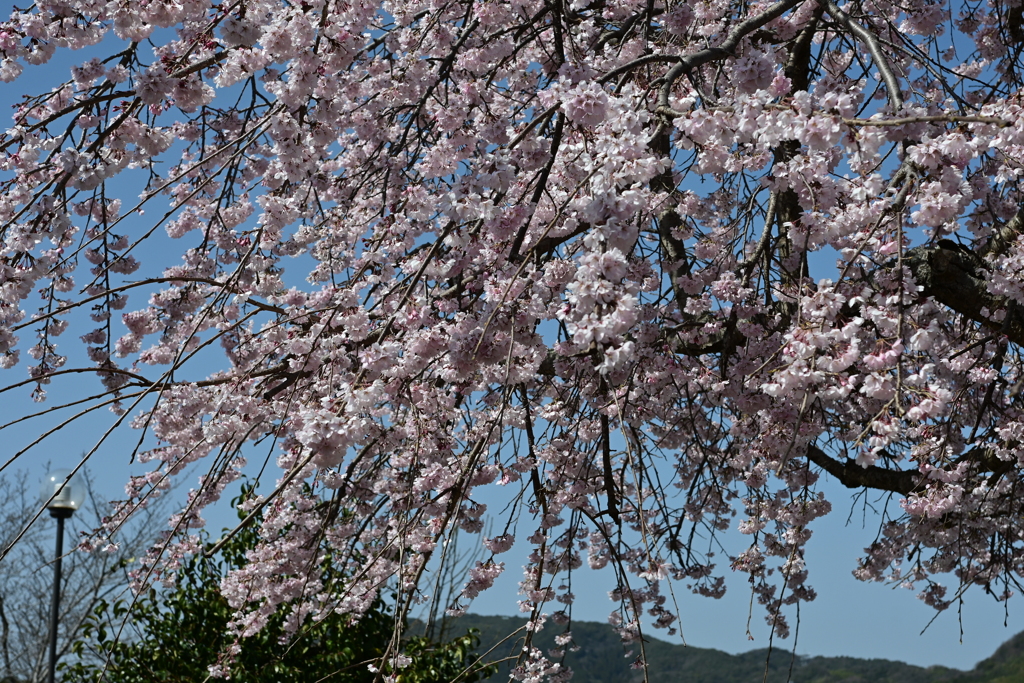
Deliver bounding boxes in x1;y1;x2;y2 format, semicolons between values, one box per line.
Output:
4;0;1024;677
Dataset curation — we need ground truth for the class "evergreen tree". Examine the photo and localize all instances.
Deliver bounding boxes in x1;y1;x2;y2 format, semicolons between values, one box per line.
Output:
63;501;491;683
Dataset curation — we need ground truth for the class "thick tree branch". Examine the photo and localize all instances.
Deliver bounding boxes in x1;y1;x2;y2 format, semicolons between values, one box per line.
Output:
982;204;1024;259
821;0;903;110
806;444;920;495
906;241;1024;346
843;115;1010;128
509;112;565;263
648;126;691;309
657;0;804;111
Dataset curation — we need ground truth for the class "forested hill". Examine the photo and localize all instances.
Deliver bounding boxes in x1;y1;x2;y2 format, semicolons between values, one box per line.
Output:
442;614;1024;683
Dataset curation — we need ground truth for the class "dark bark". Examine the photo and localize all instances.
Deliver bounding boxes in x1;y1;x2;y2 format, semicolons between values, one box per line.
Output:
806;444;921;495
906;240;1024;346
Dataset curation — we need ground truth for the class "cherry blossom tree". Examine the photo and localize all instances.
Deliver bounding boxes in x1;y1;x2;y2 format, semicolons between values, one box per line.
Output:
3;0;1024;678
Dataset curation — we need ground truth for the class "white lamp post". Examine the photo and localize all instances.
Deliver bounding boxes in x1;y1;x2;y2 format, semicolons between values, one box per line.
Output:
40;469;82;683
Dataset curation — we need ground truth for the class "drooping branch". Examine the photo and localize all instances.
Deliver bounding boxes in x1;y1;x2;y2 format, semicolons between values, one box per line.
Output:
8;0;1024;659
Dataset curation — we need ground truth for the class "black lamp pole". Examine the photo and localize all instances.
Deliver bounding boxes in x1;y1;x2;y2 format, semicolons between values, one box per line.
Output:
47;506;74;683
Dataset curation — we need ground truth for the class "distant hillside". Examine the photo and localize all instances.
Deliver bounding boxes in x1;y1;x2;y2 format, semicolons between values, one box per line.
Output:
943;630;1024;683
425;614;1024;683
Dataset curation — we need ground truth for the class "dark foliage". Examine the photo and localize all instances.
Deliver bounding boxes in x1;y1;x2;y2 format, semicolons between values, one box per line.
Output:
62;503;493;683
